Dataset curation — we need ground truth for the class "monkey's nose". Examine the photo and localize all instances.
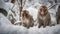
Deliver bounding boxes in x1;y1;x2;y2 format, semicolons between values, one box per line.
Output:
41;12;44;15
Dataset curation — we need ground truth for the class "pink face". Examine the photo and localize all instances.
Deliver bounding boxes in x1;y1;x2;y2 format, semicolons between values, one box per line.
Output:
40;7;47;16
22;13;28;18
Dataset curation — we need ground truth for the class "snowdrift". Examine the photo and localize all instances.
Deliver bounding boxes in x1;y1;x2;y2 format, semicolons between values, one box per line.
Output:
0;13;60;34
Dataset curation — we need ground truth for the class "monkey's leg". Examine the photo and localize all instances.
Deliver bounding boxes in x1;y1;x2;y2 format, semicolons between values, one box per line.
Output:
23;23;30;29
58;19;60;24
57;18;59;24
43;22;47;28
27;24;30;29
38;23;42;28
30;23;34;27
56;16;60;24
23;23;27;27
57;19;60;24
43;24;46;28
48;22;52;27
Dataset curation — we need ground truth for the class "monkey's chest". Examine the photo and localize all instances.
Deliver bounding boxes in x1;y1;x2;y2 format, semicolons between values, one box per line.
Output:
39;16;46;21
22;19;29;24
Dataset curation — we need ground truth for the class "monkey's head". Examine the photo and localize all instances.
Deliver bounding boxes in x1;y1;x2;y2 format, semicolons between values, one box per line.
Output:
39;5;48;16
21;10;29;18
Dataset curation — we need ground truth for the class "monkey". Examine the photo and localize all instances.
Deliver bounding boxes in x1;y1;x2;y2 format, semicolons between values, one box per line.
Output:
21;10;34;28
37;5;51;28
56;6;60;24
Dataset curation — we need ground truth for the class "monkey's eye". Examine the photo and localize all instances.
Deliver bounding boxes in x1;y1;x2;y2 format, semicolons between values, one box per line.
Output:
22;13;28;17
40;8;47;12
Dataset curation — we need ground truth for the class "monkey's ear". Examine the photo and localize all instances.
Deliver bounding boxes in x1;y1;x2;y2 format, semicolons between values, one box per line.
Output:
0;8;8;16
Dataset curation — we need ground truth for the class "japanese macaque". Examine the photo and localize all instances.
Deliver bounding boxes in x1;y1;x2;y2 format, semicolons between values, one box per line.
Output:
56;6;60;24
37;5;51;28
21;10;34;28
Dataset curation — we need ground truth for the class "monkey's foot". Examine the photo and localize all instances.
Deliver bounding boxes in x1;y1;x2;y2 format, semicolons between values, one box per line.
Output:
38;26;41;28
43;26;46;28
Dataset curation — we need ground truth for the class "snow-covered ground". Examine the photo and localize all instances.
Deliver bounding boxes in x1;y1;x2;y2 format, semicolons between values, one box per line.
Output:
0;13;60;34
0;0;60;34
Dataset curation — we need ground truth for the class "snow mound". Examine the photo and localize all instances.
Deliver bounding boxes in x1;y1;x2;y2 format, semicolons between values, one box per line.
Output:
0;13;60;34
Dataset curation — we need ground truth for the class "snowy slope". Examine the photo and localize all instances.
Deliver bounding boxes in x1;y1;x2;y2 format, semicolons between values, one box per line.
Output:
0;13;60;34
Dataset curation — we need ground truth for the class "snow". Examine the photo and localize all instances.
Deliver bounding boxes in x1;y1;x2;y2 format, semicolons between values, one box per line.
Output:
0;0;60;34
0;13;60;34
5;2;20;23
26;7;38;20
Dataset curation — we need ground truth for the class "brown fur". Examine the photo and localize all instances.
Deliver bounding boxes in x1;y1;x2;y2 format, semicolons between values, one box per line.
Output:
56;6;60;24
37;5;51;28
21;10;34;28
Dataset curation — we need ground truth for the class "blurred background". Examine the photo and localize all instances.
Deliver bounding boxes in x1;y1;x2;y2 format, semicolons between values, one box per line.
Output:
0;0;60;34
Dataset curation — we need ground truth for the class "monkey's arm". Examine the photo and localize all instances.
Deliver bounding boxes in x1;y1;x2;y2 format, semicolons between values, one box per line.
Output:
30;16;34;27
44;13;51;26
37;15;43;28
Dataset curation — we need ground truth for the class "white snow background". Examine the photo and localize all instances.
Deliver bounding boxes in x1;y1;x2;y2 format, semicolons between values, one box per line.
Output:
0;0;60;34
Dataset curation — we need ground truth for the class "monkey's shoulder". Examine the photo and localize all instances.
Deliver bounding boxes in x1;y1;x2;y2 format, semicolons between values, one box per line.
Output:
46;12;50;17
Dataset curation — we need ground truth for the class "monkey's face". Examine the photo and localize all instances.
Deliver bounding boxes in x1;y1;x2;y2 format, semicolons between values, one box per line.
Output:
22;12;28;18
40;7;47;16
21;10;29;19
